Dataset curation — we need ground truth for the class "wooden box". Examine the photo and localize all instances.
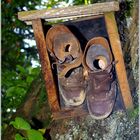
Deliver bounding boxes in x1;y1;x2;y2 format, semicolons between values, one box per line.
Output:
18;1;133;120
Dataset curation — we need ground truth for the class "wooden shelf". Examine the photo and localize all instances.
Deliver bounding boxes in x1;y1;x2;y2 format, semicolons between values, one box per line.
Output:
18;1;119;24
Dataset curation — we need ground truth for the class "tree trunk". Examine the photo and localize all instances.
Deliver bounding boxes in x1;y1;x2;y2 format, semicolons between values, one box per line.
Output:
49;1;139;139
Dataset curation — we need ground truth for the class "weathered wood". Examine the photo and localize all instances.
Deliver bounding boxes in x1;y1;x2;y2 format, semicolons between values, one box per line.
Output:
52;104;88;120
104;12;134;110
25;14;103;25
18;1;119;22
32;19;60;112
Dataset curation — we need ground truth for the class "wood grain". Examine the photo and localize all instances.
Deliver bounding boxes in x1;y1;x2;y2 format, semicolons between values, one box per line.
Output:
52;104;88;120
104;12;134;110
18;1;119;22
32;19;60;112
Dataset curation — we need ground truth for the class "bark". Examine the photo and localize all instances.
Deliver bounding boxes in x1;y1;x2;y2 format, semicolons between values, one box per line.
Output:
118;0;139;106
49;1;139;139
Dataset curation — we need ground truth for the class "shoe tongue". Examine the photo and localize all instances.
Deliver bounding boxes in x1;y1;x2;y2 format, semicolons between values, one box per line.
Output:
60;67;84;85
92;71;109;79
89;71;113;92
68;67;83;80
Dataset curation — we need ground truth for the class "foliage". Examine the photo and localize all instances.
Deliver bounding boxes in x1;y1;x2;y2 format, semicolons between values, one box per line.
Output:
2;0;42;124
15;134;25;140
10;117;31;130
10;117;43;140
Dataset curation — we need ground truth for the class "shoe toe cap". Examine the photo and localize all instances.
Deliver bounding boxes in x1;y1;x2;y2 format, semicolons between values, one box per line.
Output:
87;98;114;120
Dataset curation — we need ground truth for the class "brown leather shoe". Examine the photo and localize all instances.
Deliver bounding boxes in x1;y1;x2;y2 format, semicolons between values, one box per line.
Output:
83;37;116;119
46;25;86;106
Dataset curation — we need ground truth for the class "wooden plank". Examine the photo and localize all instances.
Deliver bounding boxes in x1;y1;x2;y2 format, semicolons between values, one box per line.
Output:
32;19;60;112
104;12;133;110
18;1;119;22
52;104;88;120
25;14;103;25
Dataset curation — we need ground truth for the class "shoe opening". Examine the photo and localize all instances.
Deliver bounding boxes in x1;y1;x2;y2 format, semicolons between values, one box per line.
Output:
93;56;107;70
65;44;71;52
64;68;74;78
93;59;101;69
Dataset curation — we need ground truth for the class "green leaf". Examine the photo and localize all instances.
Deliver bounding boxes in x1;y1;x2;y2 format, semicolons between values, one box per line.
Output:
10;117;31;130
6;87;16;97
6;86;26;97
26;76;34;84
10;121;17;128
38;128;46;134
15;133;25;140
27;129;43;140
31;67;40;75
16;65;27;74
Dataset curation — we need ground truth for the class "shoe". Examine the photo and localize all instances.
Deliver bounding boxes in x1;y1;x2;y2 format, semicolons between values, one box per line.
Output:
83;37;116;119
46;24;86;106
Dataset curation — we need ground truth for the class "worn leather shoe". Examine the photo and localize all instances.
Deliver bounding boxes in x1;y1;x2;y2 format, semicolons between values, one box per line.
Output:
46;25;86;106
83;37;116;119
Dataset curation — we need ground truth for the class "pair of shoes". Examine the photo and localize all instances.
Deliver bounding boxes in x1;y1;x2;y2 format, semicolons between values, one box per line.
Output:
46;25;116;119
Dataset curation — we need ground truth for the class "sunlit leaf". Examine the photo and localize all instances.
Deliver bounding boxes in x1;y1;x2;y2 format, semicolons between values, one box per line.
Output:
27;129;43;140
38;128;46;134
15;133;25;140
26;76;34;84
10;117;31;130
31;67;40;75
6;86;26;97
16;65;27;74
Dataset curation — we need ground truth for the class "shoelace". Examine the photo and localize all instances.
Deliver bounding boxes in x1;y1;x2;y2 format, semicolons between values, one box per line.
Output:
92;60;118;88
51;54;73;69
62;79;87;89
58;53;83;78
